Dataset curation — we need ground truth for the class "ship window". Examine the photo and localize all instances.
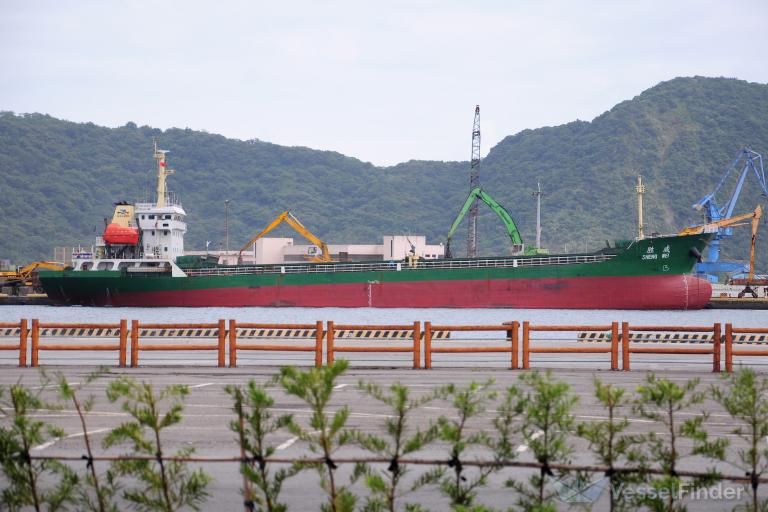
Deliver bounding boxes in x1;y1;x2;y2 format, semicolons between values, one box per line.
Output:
149;215;155;219
152;230;155;235
162;223;169;227
164;214;171;219
164;247;168;252
164;231;169;235
141;215;145;219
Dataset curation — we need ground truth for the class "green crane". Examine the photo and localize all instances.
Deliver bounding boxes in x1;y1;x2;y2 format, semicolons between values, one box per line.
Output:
446;187;541;259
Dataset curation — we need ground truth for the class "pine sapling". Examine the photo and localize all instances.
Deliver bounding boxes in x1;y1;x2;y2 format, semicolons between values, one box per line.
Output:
57;368;120;512
509;371;577;512
104;376;211;512
354;380;446;512
278;360;356;512
577;377;645;512
0;374;78;512
711;367;768;512
436;379;497;509
226;380;297;512
634;374;727;512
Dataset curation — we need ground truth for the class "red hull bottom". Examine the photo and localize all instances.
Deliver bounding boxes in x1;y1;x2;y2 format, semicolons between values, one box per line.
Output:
97;275;712;309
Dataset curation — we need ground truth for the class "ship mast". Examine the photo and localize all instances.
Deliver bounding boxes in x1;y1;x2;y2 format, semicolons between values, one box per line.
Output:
153;140;175;207
636;175;646;239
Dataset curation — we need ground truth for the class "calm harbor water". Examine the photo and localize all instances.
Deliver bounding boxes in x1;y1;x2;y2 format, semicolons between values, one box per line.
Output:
0;305;766;327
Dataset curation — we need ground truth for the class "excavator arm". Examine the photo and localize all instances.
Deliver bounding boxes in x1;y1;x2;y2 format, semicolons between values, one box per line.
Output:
238;211;332;263
446;187;523;258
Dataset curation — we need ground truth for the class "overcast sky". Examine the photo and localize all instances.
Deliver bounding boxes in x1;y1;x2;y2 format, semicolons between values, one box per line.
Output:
2;0;767;166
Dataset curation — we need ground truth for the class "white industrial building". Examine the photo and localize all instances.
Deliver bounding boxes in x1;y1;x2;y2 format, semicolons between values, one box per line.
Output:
187;235;445;265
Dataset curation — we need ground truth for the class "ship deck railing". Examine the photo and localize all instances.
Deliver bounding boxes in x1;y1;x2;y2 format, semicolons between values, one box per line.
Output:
182;253;616;277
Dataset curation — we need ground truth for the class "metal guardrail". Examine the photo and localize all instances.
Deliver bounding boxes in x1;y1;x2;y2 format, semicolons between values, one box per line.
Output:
183;254;615;277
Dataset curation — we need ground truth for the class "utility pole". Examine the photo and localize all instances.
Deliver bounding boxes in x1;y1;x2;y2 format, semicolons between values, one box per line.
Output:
224;199;230;259
467;105;481;257
532;181;544;249
636;176;645;239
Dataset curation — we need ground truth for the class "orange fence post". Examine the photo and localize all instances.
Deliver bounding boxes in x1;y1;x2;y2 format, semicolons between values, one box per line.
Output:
621;321;629;371
412;321;421;369
19;319;28;368
31;319;39;367
327;321;335;366
713;322;721;373
511;321;519;370
725;323;733;373
522;321;529;370
315;321;323;368
610;322;618;371
119;319;127;368
229;319;238;368
424;321;432;369
131;320;139;367
217;319;226;368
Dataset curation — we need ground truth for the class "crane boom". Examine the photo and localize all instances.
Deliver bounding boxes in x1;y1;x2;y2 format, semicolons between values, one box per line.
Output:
446;187;522;258
238;211;332;263
680;204;762;280
692;148;768;280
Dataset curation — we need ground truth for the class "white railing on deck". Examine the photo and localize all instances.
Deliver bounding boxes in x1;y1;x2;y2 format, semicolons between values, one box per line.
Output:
182;253;616;278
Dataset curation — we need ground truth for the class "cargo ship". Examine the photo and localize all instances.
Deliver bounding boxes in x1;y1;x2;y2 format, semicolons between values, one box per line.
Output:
39;146;714;309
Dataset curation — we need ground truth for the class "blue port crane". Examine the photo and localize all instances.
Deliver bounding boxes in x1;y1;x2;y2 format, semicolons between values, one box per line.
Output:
692;147;768;280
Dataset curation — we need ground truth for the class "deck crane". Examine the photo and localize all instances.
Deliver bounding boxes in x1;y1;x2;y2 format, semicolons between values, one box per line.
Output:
238;211;333;264
446;187;526;259
691;147;768;281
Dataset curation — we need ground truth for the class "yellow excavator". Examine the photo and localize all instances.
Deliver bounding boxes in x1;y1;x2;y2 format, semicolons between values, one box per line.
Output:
0;261;68;295
238;211;333;263
680;205;763;295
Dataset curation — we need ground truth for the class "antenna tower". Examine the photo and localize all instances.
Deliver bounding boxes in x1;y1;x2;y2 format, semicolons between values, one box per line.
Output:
467;105;481;257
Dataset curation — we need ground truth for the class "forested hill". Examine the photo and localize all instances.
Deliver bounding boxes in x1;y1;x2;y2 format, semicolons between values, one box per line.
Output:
2;76;768;268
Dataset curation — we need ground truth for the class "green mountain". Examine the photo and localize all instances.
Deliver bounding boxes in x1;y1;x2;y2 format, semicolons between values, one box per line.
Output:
1;76;768;272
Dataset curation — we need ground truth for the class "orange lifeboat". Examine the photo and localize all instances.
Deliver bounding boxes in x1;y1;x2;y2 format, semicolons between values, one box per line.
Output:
103;223;139;245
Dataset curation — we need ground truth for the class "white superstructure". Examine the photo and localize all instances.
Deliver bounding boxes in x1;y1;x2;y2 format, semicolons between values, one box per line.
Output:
71;142;187;275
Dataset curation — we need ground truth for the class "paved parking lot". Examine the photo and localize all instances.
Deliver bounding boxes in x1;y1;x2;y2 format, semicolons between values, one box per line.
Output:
1;363;763;511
